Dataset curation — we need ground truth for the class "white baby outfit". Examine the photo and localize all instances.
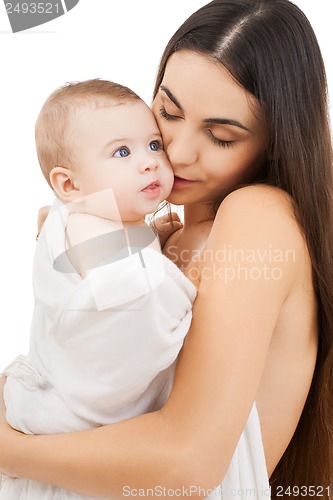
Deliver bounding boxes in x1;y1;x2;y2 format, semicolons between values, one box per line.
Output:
1;200;270;499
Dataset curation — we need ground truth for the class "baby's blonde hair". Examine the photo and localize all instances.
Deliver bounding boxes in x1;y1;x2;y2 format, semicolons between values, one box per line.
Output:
35;79;141;187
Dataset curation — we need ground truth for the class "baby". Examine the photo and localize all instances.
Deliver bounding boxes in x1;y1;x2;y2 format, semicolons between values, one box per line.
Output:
1;79;196;499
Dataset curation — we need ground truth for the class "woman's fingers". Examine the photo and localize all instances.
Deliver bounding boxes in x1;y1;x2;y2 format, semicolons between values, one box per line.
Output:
0;376;17;477
0;376;7;419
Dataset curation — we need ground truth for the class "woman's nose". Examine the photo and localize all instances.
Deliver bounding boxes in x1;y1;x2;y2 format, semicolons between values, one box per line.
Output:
165;127;199;169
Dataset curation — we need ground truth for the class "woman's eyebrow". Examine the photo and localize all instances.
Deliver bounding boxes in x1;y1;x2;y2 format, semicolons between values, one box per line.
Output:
160;85;252;133
203;117;252;133
160;86;183;112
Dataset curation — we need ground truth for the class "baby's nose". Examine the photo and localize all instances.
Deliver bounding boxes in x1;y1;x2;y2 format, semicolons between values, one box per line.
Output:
140;156;158;172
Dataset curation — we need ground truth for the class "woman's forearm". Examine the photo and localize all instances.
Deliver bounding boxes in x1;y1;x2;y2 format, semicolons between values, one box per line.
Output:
1;374;196;498
3;410;208;499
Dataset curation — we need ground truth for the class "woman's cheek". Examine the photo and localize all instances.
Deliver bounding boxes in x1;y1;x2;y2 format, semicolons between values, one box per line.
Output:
157;120;172;147
160;130;174;163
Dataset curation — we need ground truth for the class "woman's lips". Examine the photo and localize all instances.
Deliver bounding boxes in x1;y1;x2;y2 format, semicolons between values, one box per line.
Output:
172;176;196;190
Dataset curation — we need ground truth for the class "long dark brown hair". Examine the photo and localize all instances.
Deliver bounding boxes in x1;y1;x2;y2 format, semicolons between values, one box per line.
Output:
153;0;333;496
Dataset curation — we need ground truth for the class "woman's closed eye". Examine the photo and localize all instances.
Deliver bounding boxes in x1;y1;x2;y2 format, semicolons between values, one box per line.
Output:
206;129;235;148
159;106;235;148
159;106;181;122
113;146;131;158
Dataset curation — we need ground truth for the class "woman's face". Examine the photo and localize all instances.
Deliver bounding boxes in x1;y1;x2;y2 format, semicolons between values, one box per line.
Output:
152;50;268;206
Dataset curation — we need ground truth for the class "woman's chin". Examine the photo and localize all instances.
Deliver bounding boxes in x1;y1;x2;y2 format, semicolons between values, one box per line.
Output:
166;186;197;205
166;194;183;206
166;188;212;207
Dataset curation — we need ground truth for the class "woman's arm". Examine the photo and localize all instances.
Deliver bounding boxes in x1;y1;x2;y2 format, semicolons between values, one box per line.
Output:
0;186;300;498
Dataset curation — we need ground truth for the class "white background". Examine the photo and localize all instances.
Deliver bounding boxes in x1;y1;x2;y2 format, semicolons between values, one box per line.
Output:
0;1;332;368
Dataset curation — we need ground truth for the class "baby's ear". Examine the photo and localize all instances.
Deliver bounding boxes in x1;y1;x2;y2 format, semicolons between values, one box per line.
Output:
49;167;80;202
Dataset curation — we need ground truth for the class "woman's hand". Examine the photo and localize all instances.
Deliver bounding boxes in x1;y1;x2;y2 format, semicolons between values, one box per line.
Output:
0;376;7;429
0;377;23;479
0;376;13;476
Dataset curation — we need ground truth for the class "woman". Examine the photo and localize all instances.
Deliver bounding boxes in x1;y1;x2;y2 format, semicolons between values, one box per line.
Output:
1;0;333;498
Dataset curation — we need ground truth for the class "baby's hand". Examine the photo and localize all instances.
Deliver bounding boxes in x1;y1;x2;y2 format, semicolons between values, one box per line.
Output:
151;212;183;249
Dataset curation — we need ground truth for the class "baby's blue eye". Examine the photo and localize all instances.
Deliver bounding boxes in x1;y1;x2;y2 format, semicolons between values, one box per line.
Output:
149;140;161;152
114;146;130;158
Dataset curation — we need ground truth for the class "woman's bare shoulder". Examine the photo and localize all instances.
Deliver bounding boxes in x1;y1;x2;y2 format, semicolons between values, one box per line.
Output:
220;185;294;215
204;185;308;283
212;185;302;242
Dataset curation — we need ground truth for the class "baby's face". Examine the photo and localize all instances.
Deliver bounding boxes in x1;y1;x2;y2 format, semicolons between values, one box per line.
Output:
70;100;174;223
